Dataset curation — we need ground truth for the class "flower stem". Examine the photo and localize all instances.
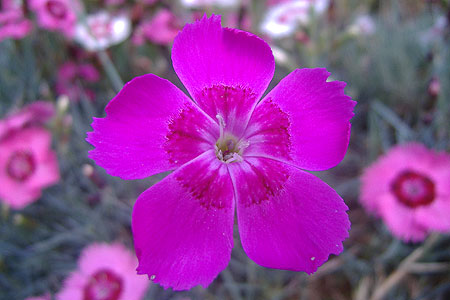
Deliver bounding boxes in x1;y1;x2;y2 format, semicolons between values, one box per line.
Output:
97;50;124;93
370;234;441;300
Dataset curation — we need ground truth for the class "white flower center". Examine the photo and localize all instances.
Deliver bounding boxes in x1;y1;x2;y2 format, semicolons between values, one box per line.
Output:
214;114;249;163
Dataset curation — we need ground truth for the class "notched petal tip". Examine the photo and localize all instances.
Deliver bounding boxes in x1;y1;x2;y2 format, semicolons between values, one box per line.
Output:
259;67;356;171
85;74;198;180
233;162;351;274
172;12;275;104
132;152;234;291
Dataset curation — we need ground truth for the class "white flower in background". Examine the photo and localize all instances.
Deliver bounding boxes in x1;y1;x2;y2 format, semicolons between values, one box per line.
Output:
349;14;376;36
420;15;448;46
180;0;239;8
271;45;289;65
260;0;329;38
74;11;131;51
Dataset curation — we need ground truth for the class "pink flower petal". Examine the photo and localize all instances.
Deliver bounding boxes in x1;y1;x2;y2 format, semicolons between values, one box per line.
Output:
87;74;218;180
415;198;450;232
132;150;234;290
56;272;85;300
252;68;355;171
172;15;274;135
228;157;350;273
0;101;55;140
379;193;429;242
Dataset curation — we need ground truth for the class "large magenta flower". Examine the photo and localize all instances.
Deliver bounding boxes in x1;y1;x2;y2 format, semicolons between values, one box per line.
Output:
87;15;355;290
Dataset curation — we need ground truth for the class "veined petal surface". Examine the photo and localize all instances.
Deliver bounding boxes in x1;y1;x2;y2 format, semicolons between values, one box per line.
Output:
132;150;234;290
228;157;350;273
172;15;275;137
246;68;356;171
87;74;218;180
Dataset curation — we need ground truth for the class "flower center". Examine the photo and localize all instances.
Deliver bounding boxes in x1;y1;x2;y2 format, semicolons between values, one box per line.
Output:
214;114;248;163
83;269;123;300
391;170;435;208
46;0;67;19
6;150;35;182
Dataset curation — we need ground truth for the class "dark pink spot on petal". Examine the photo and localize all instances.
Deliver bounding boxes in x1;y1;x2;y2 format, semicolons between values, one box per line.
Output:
83;269;123;300
175;150;233;209
132;151;234;290
244;99;292;160
197;85;257;137
164;102;218;166
261;68;355;171
230;162;350;273
228;157;290;207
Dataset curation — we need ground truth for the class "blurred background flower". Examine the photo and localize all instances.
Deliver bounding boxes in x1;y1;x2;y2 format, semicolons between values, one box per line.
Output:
56;243;149;300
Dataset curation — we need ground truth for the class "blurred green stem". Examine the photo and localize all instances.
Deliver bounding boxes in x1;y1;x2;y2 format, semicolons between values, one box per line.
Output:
1;204;10;221
221;269;244;300
370;234;441;300
371;100;415;141
97;50;124;93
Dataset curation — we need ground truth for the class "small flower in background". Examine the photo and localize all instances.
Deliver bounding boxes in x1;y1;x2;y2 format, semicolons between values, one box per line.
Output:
132;9;181;46
180;0;239;8
0;1;33;41
428;76;440;98
74;11;131;51
0;127;60;209
260;0;329;38
56;243;149;300
0;101;55;139
88;15;355;290
56;61;100;102
360;143;450;242
29;0;80;37
348;14;376;36
0;102;59;209
420;15;449;46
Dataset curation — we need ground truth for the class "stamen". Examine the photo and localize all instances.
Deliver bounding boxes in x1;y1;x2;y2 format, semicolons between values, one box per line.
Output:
225;153;244;163
216;114;226;140
237;140;250;150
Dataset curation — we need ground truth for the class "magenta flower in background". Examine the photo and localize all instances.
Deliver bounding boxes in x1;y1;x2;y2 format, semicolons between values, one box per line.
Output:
56;61;100;102
0;102;58;209
361;143;450;242
87;15;355;290
132;9;180;46
0;5;33;42
29;0;79;37
0;127;59;209
56;243;149;300
0;101;55;140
